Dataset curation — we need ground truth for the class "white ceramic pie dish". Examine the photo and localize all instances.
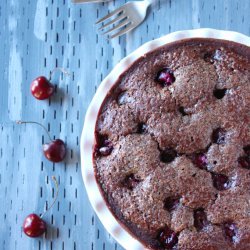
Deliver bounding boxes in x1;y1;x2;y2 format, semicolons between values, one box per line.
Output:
80;28;250;250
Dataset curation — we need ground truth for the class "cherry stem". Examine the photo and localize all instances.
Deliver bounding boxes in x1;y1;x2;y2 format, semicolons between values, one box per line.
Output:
16;120;53;141
40;176;59;219
49;67;70;81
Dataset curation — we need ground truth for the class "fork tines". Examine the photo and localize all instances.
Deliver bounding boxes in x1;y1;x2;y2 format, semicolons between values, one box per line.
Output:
96;4;135;39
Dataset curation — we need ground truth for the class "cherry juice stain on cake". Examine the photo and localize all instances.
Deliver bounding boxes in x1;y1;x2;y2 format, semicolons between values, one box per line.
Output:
93;39;250;250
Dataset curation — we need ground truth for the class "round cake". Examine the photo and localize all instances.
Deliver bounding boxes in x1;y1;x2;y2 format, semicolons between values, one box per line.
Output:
93;38;250;250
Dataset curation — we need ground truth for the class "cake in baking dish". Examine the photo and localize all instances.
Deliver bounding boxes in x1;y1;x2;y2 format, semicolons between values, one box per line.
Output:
93;38;250;250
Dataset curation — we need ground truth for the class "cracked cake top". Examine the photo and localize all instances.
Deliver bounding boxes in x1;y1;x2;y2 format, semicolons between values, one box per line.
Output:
93;38;250;250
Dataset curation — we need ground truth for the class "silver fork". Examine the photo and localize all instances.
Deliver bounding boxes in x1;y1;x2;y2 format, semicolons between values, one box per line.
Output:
72;0;109;3
96;0;154;39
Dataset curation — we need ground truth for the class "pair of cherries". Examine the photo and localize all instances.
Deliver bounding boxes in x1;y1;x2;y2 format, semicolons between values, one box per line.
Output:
22;69;69;238
27;67;69;163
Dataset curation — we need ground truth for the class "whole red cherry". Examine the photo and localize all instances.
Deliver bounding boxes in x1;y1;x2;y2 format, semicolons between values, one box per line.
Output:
23;214;46;238
16;121;66;163
30;76;54;100
30;68;70;100
23;176;59;238
43;139;66;163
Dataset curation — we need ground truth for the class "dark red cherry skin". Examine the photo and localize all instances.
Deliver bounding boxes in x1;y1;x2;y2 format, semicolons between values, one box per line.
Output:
23;214;46;238
164;197;180;212
194;209;208;231
31;76;54;100
43;139;66;163
212;173;230;191
212;128;226;144
192;153;208;169
156;68;175;87
137;123;147;134
244;145;250;155
238;156;250;169
160;148;177;163
158;226;178;249
224;222;238;243
213;88;227;99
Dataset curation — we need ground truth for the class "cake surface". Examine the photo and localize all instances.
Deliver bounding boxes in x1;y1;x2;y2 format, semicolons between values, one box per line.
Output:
93;38;250;250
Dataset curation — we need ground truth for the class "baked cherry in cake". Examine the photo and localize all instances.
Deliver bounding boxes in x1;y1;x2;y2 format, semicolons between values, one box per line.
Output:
191;153;208;169
155;68;175;87
238;145;250;169
95;135;113;157
212;128;227;144
93;39;250;249
212;173;231;191
193;208;208;231
160;148;177;163
158;227;178;249
164;196;180;212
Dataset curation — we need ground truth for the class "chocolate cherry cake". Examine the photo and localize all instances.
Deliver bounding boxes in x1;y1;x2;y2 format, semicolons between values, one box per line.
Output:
93;38;250;250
